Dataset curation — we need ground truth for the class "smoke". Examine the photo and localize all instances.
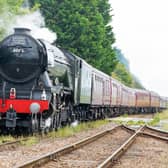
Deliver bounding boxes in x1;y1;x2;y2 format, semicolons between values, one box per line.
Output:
71;120;79;127
7;0;57;43
14;10;57;43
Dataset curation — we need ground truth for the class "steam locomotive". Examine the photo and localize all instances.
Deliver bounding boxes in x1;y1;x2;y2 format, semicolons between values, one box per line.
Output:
0;28;167;133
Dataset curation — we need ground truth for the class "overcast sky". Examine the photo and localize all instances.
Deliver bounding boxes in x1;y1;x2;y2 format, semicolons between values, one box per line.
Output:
109;0;168;97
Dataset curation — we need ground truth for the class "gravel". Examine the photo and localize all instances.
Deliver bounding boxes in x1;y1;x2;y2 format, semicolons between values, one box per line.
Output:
43;127;132;168
1;120;167;168
0;122;117;168
113;136;168;168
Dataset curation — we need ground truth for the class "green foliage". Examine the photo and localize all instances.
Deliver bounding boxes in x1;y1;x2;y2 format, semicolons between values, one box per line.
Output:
0;0;23;14
30;0;117;74
0;0;37;40
48;120;109;138
113;47;144;89
148;116;160;126
148;110;168;127
131;75;145;89
111;118;146;126
0;135;15;144
155;110;168;120
0;0;22;39
20;137;39;146
146;110;168;130
122;114;129;118
112;63;133;86
114;47;130;70
162;123;168;131
126;120;146;126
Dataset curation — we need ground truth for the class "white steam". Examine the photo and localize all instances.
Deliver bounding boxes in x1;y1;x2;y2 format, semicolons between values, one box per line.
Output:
71;120;79;127
11;0;57;43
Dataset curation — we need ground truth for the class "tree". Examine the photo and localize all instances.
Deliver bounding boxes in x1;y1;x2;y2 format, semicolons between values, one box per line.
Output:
30;0;117;74
112;63;133;86
112;61;144;89
114;47;130;70
131;75;145;89
0;0;37;40
0;0;23;39
113;47;144;89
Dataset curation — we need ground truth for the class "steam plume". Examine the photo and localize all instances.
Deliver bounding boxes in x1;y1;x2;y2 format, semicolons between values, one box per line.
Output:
14;10;57;43
10;0;57;43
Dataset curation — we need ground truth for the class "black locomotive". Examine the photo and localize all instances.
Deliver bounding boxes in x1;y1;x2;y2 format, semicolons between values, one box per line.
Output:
0;28;94;133
0;28;166;134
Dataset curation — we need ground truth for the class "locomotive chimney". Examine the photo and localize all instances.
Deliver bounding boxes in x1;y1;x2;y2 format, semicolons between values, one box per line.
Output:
14;28;31;35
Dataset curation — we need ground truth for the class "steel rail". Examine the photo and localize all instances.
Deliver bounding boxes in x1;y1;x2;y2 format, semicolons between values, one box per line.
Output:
120;125;135;133
139;131;168;141
0;138;28;149
15;124;168;168
97;125;168;168
16;125;130;168
120;124;168;138
143;125;168;137
97;126;144;168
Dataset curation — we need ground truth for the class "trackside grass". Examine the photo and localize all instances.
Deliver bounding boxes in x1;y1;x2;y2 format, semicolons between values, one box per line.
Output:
155;110;168;131
0;135;15;144
48;120;109;138
111;109;168;131
148;110;168;130
0;119;110;146
112;119;146;126
154;109;168;120
23;120;110;145
20;137;39;146
148;115;160;126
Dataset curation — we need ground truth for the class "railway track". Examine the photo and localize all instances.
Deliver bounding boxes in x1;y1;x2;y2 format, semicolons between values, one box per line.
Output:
0;138;28;151
15;125;133;168
99;125;168;168
142;125;168;138
0;133;54;152
15;125;168;168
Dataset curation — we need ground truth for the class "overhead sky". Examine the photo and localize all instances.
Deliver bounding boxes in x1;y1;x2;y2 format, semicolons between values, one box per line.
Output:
109;0;168;97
